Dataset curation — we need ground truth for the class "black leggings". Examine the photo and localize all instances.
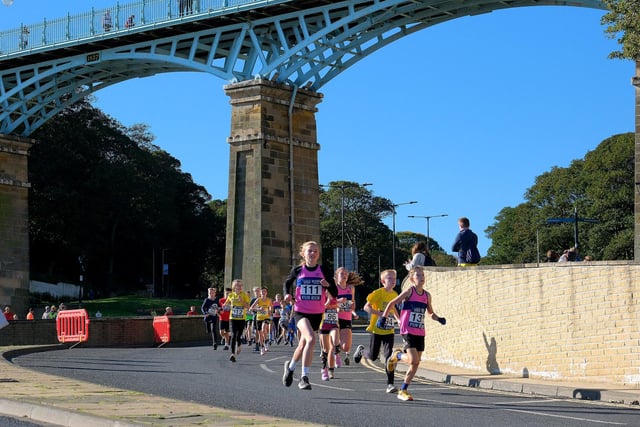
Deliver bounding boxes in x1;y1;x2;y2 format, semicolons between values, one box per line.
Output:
230;319;246;354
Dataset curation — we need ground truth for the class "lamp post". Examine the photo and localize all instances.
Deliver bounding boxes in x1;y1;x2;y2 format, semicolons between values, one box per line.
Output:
392;201;417;270
321;182;372;268
408;214;448;251
161;248;170;297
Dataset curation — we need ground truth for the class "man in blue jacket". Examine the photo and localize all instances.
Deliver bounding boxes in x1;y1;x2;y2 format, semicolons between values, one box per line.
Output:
452;217;481;266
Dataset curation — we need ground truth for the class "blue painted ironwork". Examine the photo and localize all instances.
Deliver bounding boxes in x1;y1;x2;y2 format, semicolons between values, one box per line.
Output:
0;0;606;136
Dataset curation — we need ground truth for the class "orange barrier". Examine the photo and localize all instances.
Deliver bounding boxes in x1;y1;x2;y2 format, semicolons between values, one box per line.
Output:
56;309;90;345
153;315;171;346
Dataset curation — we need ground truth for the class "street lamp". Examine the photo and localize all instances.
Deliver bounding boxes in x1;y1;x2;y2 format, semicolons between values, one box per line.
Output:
321;182;372;268
408;214;448;251
392;201;417;270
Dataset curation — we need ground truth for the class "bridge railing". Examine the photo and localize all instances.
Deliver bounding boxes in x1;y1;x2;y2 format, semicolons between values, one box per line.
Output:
0;0;284;59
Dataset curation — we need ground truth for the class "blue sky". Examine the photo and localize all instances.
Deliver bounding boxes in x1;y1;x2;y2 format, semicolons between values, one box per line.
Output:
1;2;634;259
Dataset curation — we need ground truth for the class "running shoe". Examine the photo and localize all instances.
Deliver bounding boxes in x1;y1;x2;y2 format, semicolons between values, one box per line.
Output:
397;390;413;401
353;345;365;364
282;361;293;387
260;348;265;356
223;345;229;351
386;384;398;394
344;355;350;366
298;376;312;390
276;336;283;345
335;353;342;368
229;354;236;363
213;343;218;350
329;369;334;379
385;349;402;372
321;368;329;381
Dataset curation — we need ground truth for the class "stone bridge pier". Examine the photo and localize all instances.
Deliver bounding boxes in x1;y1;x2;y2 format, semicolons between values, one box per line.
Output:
223;80;323;292
0;134;32;316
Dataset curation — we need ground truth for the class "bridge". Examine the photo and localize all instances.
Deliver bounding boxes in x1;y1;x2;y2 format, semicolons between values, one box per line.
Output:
1;0;633;311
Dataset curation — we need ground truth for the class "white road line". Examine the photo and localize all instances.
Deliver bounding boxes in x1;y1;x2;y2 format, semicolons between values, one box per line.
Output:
413;397;627;426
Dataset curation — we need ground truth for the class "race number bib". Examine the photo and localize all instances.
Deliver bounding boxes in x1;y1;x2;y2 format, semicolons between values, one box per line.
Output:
408;309;425;329
324;308;338;324
298;280;322;301
339;300;352;312
232;306;244;318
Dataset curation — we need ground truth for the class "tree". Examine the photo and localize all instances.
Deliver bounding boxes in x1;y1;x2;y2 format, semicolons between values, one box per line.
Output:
485;133;634;263
602;0;640;60
30;99;226;296
319;181;395;304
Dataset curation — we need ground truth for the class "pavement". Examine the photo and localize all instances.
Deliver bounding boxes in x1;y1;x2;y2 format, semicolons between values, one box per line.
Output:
1;344;639;427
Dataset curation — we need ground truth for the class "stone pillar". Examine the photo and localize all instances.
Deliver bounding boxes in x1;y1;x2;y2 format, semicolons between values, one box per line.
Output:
223;80;323;293
634;62;640;261
0;134;33;316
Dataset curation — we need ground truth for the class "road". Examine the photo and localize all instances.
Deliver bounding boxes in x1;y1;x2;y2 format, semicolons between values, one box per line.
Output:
12;332;639;427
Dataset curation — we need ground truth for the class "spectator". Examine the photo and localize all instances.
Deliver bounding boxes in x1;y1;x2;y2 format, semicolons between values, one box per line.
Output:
4;306;16;321
545;250;559;262
452;217;481;266
41;306;51;319
164;306;174;316
95;311;103;318
404;241;436;270
125;15;135;29
186;305;198;316
49;305;58;319
102;10;113;32
26;308;35;320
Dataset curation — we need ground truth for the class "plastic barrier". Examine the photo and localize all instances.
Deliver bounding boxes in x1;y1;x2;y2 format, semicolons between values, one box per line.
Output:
153;315;171;347
56;309;90;346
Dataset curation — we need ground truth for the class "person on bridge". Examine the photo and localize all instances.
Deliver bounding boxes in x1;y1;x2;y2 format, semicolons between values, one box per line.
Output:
380;267;446;401
223;279;250;362
125;15;135;29
102;10;112;32
353;268;399;394
282;241;338;390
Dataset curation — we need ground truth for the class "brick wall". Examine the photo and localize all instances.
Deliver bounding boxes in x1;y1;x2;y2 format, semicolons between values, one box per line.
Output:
419;261;640;387
0;315;211;347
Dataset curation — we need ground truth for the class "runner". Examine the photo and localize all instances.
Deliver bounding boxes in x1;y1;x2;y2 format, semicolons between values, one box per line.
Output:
335;267;360;366
201;287;221;349
222;279;251;362
319;290;340;380
380;267;446;401
282;241;338;390
218;287;232;350
250;287;272;355
353;269;400;393
271;293;282;343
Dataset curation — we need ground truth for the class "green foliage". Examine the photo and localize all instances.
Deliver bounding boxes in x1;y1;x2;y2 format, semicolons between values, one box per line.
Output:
29;99;226;295
602;0;640;60
485;133;634;263
79;296;202;317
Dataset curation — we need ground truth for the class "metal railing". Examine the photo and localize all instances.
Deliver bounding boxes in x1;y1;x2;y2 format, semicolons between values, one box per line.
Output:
0;0;285;58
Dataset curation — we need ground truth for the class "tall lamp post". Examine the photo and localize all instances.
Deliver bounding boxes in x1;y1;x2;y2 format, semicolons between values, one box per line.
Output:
321;182;372;268
392;201;417;270
408;214;448;251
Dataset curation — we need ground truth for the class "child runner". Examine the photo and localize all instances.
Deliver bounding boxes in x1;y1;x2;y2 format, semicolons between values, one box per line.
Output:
353;269;400;393
380;267;446;401
218;288;232;350
335;267;360;366
282;241;338;390
319;290;340;380
222;279;251;362
271;293;282;343
250;287;272;355
201;287;221;349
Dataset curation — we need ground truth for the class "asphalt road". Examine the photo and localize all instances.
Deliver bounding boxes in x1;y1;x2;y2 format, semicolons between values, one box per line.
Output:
12;332;640;427
0;415;57;427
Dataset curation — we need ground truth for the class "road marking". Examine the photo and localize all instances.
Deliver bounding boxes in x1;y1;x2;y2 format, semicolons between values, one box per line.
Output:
412;397;627;425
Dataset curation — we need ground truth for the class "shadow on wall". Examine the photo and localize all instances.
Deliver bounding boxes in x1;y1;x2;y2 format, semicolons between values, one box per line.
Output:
483;332;500;375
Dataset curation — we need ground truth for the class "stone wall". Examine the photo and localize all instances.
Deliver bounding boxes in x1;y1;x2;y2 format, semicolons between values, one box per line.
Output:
0;315;211;347
419;261;640;387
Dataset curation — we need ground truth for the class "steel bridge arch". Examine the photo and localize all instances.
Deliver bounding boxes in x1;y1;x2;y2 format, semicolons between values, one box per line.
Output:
0;0;606;136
